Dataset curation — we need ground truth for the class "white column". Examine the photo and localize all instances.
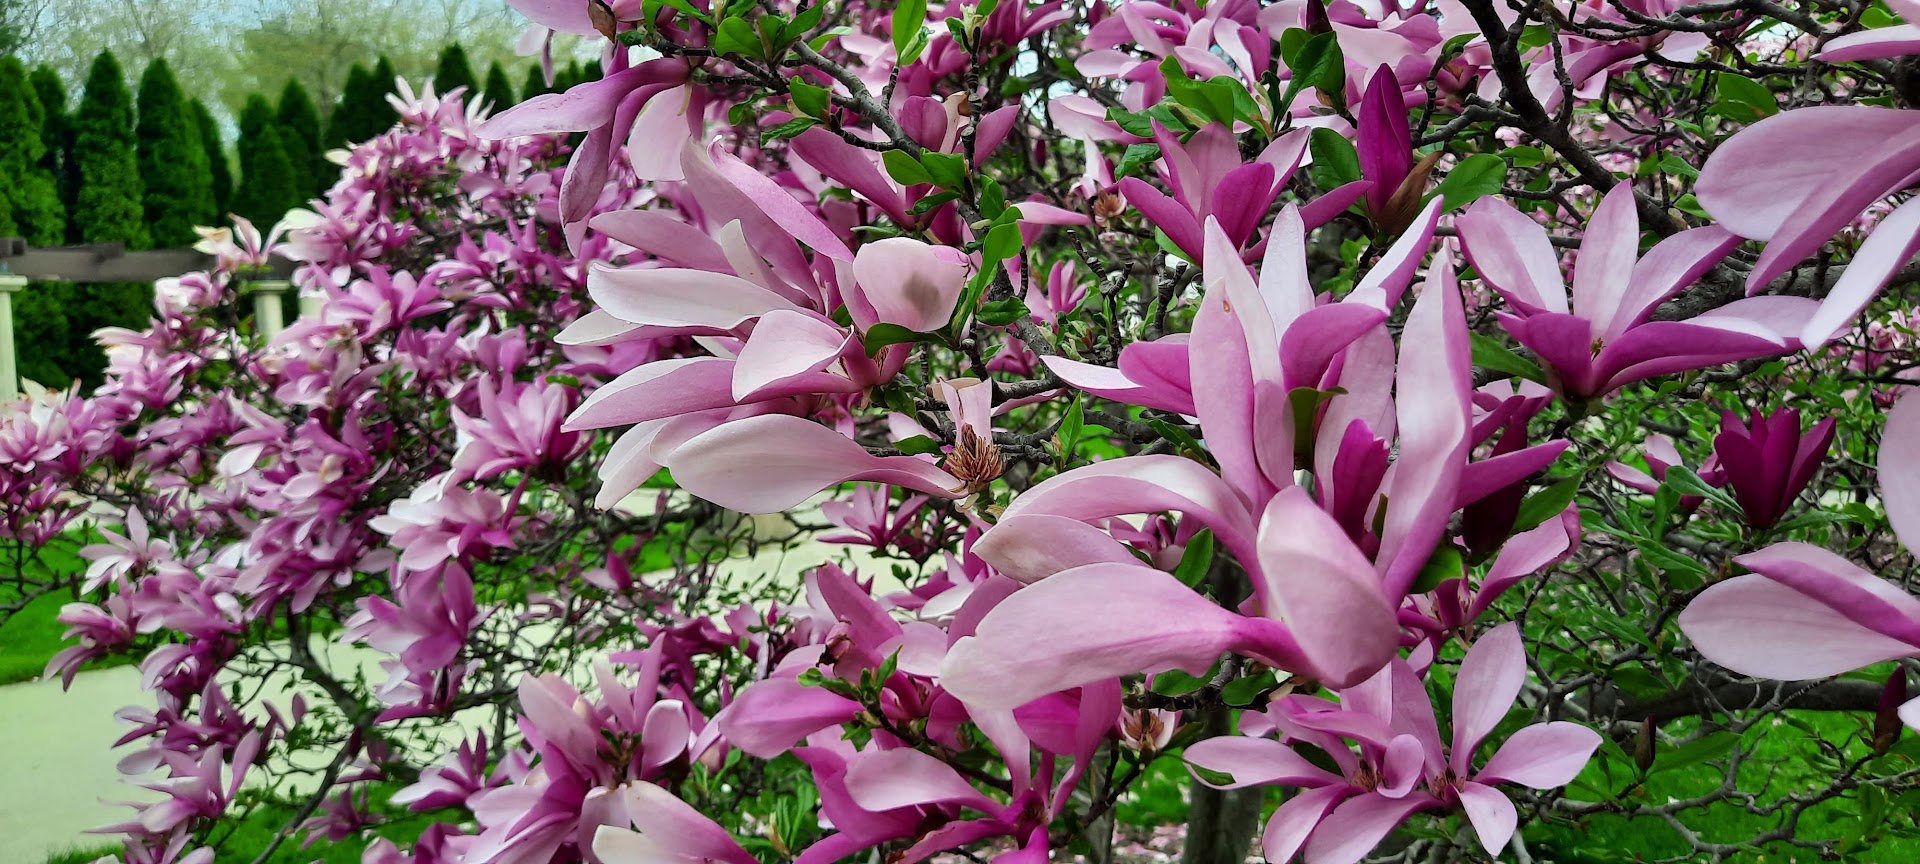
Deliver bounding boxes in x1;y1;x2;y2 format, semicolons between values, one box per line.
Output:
0;275;25;404
252;279;291;340
298;289;323;321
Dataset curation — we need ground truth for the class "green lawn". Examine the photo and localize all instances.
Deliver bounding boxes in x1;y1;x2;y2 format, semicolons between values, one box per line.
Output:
0;539;133;686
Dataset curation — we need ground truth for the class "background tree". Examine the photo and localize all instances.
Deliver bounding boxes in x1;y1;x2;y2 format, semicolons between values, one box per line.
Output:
28;63;76;241
232;126;300;228
70;50;147;250
326;57;399;147
519;64;549;101
480;60;515;111
274;78;323;195
135;58;214;246
235;93;274;188
433;43;477;96
190;98;232;219
0;54;64;245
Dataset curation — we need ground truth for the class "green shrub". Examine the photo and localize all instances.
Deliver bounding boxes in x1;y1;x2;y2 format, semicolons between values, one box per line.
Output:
135;58;214;247
70;51;148;250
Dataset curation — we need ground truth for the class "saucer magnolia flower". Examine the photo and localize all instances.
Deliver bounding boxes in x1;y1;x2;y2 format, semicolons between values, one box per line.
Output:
1456;182;1816;403
592;783;758;864
1681;393;1920;726
1183;624;1600;864
1712;408;1836;530
1696;106;1920;325
1820;0;1920;61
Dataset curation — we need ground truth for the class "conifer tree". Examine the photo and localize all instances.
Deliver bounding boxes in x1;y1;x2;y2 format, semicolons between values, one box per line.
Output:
30;65;78;241
135;58;213;246
191;99;231;219
327;63;371;148
235;93;274;189
233;126;299;228
481;61;516;111
521;64;549;101
71;50;147;249
0;55;64;245
275;78;323;195
433;44;477;97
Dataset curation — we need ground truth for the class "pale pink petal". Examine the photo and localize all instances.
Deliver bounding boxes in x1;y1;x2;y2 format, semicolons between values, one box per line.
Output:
1264;785;1353;864
1456;197;1568;315
1476;722;1602;788
844;747;1000;813
1569;182;1640;336
1302;792;1438;864
1456;781;1518;857
1450;622;1526;775
1886;392;1920;547
1680;572;1919;680
588;264;802;330
1183;736;1342;789
731;310;853;401
972;514;1144;584
665;415;962;513
850;237;969;333
1255;487;1399;688
1802;196;1920;348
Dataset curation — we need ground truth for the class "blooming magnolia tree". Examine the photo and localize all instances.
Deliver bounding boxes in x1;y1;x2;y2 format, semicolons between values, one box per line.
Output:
4;0;1920;862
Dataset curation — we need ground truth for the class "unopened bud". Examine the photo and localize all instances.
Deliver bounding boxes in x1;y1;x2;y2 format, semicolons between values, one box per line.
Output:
1633;716;1656;774
1876;671;1907;755
1303;0;1332;35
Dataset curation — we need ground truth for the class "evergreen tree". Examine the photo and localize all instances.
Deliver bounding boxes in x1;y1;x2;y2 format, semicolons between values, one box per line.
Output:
30;65;79;241
481;61;516;111
0;163;16;238
71;50;147;249
327;63;371;148
433;43;477;97
135;58;214;246
275;78;324;195
235;93;274;191
233;126;300;227
191;99;232;219
553;60;583;92
0;55;64;245
521;64;549;101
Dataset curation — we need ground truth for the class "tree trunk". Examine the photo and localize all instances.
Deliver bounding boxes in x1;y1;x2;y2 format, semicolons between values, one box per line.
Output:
1181;708;1263;864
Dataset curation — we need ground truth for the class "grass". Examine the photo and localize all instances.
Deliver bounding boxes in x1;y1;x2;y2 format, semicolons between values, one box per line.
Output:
0;539;137;686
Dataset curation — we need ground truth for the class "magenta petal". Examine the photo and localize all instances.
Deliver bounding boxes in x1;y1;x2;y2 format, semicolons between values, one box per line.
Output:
1264;785;1353;864
588;264;803;330
1451;623;1526;775
1456;781;1518;857
1608;225;1740;341
1820;23;1920;61
708;142;854;261
1212;162;1280;248
640;701;691;772
972;514;1145;584
851;237;969;333
1121;177;1205;260
1302;791;1438;864
718;675;863;758
1378;253;1471;596
1696;106;1920;288
1299;179;1372;230
665;415;961;513
505;0;595;35
791;128;910;225
1255;487;1399;688
1679;569;1919;681
1803;196;1920;348
1041;354;1196;416
731;310;853;401
1000;455;1259;567
1887;393;1920;547
844;748;1001;814
566;357;737;431
1455;196;1569;315
1346;197;1441;310
974;105;1021;166
941;564;1301;710
1476;722;1602;789
1467;511;1578;620
1569;181;1640;335
1455;440;1570;510
1739;542;1920;645
618;782;759;864
1184;736;1342;789
478;63;683;137
1280;304;1389;393
589;210;733;272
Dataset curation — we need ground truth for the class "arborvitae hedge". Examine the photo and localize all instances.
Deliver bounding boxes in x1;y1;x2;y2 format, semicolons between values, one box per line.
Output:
135;58;214;247
481;61;516;111
521;65;550;101
327;64;371;148
233;125;300;228
191;99;232;219
433;44;477;97
328;58;398;147
72;50;148;249
0;55;65;245
275;79;323;195
236;93;273;183
28;65;74;241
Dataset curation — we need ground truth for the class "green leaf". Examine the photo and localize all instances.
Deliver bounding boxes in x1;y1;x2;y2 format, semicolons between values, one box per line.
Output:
1500;145;1547;168
1658;154;1700;180
976;296;1030;326
1116;143;1162;180
882;150;933;186
763;116;817;141
1713;73;1777;122
1278;31;1341;117
1308;127;1362;192
893;0;928;63
1409;545;1464;594
788;77;831;118
1222;670;1280;707
863;322;928;354
807;25;853;51
1107;108;1156;138
1172;529;1216;588
1153;228;1197;265
1665;466;1739;512
1514;476;1580;532
713;16;764;59
1431;153;1507;210
1151;668;1208;696
908;190;961;215
1159;57;1243;126
981;222;1022;268
1145;418;1208;460
978;176;1007;218
894;435;944;456
1188;763;1236;787
645;0;714;26
1634;538;1711;582
1057;395;1085;459
1651;730;1739;775
782;2;825;41
919;151;968;189
1469;331;1547;385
